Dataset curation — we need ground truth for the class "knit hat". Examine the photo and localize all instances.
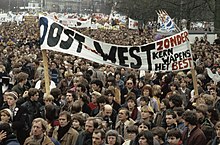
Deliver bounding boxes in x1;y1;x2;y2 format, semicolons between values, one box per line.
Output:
1;108;13;121
7;91;18;100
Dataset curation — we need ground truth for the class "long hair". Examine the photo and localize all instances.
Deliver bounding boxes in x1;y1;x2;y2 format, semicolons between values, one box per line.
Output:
136;130;154;145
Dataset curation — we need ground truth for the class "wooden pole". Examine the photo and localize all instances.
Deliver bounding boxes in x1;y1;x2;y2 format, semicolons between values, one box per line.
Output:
42;50;50;95
188;42;198;96
191;68;198;96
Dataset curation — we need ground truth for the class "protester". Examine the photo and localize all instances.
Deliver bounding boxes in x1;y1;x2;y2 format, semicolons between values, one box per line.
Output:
24;118;55;145
0;122;20;145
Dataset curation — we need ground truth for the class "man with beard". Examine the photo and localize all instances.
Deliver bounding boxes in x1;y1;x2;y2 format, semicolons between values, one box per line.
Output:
52;111;78;145
75;117;99;145
61;90;77;113
196;104;213;128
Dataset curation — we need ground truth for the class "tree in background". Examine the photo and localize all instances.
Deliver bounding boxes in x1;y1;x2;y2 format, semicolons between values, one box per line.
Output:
214;0;220;34
115;0;215;30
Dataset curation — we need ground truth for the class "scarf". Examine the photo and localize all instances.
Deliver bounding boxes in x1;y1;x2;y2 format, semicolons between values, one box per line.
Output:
57;122;71;141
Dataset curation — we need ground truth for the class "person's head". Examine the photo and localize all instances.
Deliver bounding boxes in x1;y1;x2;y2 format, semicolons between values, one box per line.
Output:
196;103;208;120
137;130;154;145
173;107;185;122
126;93;137;110
31;118;48;137
76;84;86;96
137;120;151;133
66;90;76;103
16;72;28;83
118;108;129;122
85;117;99;133
166;109;177;127
182;110;198;126
141;106;154;120
50;88;61;100
6;91;18;107
58;111;71;127
105;89;115;104
91;80;103;92
91;91;102;103
43;94;54;105
106;130;120;145
103;104;113;117
71;114;84;130
180;79;187;88
160;98;170;110
167;128;182;145
152;85;161;96
97;96;107;110
126;79;134;89
127;125;138;140
169;82;178;91
0;109;13;123
210;87;217;98
28;88;39;101
71;101;82;114
64;71;74;80
92;129;105;145
139;97;150;107
151;127;166;144
106;76;116;87
169;94;182;108
45;104;57;122
142;85;152;97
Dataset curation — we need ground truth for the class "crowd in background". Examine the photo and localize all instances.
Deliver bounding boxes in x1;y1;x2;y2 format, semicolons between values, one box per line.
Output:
0;19;220;145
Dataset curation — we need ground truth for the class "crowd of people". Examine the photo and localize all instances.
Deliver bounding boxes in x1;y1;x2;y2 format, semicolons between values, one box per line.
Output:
0;17;220;145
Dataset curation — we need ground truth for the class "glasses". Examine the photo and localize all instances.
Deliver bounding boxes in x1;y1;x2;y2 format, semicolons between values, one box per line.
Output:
127;83;133;85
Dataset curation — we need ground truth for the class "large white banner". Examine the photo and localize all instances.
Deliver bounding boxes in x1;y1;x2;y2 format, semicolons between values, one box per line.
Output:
40;16;193;72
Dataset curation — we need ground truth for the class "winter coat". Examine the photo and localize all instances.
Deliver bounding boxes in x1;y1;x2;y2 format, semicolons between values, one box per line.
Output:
52;126;79;145
24;135;55;145
182;126;207;145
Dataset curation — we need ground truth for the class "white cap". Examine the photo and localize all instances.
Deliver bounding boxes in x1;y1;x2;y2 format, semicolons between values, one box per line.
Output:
1;108;13;121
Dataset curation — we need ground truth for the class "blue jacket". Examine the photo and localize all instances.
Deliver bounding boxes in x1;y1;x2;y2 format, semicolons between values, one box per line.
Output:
5;138;20;145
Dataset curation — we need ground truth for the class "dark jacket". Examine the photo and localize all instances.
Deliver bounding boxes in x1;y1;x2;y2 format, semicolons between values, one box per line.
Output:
21;100;42;127
207;136;220;145
2;134;20;145
75;131;92;145
2;105;29;145
182;126;207;145
120;87;139;105
111;100;121;113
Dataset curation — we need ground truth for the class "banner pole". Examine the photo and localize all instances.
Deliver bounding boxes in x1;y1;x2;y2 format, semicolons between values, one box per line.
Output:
191;68;198;96
42;50;50;95
188;41;198;96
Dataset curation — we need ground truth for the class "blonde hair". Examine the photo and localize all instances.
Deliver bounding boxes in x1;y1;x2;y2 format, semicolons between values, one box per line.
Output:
152;85;161;96
43;94;54;101
32;118;48;132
